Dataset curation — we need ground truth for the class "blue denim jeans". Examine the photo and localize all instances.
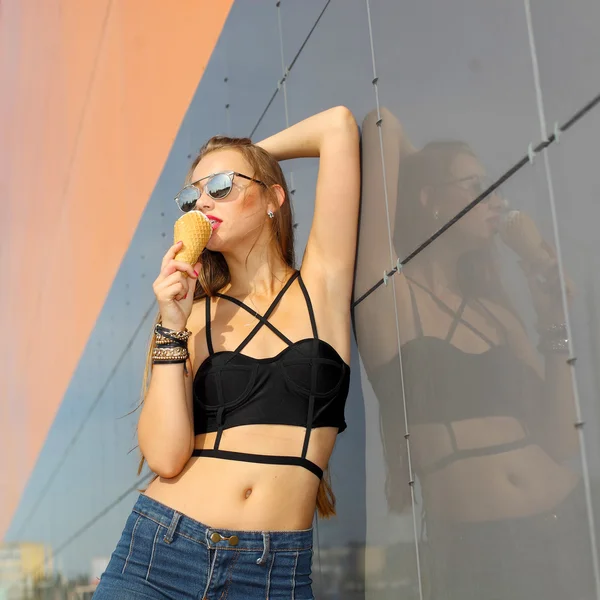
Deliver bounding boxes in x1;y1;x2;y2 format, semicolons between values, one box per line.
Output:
93;493;314;599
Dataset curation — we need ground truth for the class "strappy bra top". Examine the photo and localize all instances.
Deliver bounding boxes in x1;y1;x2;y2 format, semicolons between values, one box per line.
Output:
378;276;543;476
191;270;350;479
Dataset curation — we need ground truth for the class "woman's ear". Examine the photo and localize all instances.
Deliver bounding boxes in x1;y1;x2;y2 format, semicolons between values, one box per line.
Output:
268;184;286;212
420;184;442;220
419;185;433;211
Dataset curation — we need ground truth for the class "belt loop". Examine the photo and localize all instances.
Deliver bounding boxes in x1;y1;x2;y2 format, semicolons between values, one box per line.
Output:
256;532;270;565
163;510;181;544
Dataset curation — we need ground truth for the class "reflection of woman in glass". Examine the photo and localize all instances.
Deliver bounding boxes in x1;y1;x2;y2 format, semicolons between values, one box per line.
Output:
93;107;359;599
362;136;592;599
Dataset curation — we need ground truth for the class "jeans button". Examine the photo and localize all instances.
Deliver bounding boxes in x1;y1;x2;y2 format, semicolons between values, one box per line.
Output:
210;532;221;543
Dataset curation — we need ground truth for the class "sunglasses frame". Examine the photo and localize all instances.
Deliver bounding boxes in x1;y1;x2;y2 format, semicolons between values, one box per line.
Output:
438;174;495;194
174;170;266;212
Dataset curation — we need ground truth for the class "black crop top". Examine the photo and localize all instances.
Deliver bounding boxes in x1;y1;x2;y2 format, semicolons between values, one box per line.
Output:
376;276;544;476
191;270;350;479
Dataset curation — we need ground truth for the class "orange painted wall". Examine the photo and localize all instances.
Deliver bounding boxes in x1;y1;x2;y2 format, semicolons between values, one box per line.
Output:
0;0;234;542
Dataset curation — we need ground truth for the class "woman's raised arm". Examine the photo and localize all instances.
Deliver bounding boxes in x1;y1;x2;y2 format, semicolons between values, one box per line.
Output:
256;106;360;300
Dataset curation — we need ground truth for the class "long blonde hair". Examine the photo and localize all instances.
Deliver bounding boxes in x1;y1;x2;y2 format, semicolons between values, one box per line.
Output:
135;136;336;518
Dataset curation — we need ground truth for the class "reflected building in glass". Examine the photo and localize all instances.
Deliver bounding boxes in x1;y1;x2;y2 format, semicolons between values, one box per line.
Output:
2;1;600;599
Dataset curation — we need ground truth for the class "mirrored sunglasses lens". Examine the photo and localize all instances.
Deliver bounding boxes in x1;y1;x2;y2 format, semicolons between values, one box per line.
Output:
476;177;494;196
466;178;485;196
176;187;199;212
473;181;484;195
205;173;232;200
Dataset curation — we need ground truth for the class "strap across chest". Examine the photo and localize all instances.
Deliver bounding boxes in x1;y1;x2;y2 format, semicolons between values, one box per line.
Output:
205;270;319;361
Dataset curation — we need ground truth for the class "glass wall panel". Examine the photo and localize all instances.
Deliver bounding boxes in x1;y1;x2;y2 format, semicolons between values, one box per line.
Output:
354;280;420;600
283;0;374;128
368;0;542;261
357;131;596;596
250;88;287;145
530;0;600;132
546;103;600;562
279;0;329;68
219;1;281;137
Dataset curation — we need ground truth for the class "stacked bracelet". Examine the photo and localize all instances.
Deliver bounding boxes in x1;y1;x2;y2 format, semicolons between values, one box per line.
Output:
154;324;192;346
537;322;569;354
152;324;191;368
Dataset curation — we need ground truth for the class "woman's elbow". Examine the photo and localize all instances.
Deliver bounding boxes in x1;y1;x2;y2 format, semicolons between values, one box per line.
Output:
330;106;358;133
146;454;189;479
141;436;192;479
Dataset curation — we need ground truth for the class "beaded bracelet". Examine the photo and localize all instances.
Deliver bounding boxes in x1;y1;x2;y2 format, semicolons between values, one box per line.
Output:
537;322;569;354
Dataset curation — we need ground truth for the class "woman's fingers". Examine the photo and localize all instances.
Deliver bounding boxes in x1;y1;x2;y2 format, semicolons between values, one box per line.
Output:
157;259;198;284
154;275;188;302
158;270;190;291
179;261;199;279
152;246;200;324
160;241;184;271
168;281;188;302
154;267;189;291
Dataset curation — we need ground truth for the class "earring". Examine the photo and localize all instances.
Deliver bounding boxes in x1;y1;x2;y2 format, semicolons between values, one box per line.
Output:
267;210;275;219
434;209;440;221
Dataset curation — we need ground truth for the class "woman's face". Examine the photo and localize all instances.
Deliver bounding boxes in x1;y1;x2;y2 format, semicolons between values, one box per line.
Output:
432;152;505;246
189;149;269;253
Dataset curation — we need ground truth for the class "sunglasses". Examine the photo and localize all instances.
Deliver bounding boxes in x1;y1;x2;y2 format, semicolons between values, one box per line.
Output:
441;174;496;197
174;171;266;213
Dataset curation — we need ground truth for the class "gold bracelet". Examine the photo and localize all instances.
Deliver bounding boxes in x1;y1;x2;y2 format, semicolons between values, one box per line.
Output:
152;345;189;363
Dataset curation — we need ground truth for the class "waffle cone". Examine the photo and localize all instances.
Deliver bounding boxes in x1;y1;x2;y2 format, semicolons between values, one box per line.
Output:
173;210;212;266
499;210;546;264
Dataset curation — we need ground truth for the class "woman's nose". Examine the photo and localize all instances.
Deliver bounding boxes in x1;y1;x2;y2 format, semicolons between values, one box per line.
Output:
487;191;507;211
196;191;212;211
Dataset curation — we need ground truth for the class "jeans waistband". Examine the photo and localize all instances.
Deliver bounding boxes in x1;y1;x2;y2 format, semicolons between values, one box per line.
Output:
132;493;313;551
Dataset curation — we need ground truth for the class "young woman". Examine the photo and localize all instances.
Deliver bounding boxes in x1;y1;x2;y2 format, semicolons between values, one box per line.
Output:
359;131;592;599
93;106;360;599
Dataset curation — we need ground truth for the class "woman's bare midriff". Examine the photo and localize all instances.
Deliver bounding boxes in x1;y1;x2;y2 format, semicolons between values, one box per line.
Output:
413;416;580;522
143;424;338;531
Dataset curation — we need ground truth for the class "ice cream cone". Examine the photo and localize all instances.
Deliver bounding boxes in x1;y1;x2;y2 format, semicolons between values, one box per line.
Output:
499;210;547;264
173;210;212;268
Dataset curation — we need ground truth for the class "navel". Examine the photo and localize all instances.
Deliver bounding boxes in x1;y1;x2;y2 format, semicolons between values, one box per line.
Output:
507;471;523;488
244;488;253;499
